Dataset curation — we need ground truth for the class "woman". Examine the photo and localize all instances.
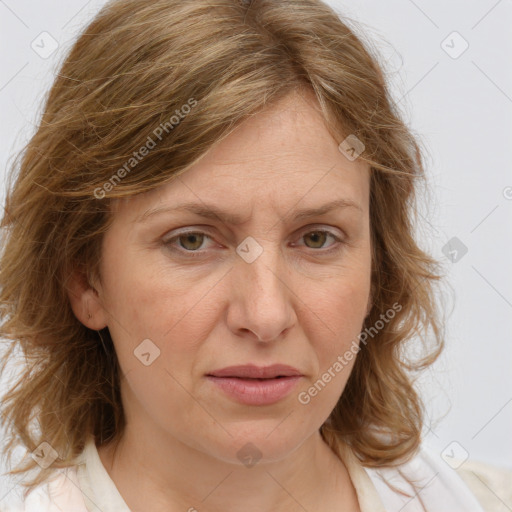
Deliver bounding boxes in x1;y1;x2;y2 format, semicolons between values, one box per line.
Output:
0;0;509;511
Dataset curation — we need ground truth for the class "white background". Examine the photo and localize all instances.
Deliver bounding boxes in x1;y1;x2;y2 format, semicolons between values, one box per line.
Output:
1;0;511;505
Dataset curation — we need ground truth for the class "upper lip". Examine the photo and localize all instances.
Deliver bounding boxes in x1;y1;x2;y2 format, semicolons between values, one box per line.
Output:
207;364;302;379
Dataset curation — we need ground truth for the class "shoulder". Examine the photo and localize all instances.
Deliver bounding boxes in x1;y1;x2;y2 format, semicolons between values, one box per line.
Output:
455;457;512;512
363;443;507;512
0;466;89;512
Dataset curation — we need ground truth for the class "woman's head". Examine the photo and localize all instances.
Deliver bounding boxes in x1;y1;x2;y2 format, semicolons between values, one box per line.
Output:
66;88;374;468
0;0;443;493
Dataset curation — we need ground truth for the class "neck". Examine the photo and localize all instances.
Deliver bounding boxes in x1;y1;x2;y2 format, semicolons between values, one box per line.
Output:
98;424;357;512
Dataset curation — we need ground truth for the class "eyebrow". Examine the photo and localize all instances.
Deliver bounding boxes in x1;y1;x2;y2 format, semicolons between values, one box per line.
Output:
136;198;362;225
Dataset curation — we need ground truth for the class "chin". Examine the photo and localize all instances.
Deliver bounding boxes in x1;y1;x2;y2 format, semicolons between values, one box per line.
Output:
204;423;312;467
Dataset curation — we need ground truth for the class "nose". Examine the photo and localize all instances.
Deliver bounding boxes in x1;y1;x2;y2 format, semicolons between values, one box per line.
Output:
226;239;297;343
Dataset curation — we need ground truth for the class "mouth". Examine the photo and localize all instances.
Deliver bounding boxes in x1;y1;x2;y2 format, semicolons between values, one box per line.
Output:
205;364;303;405
216;376;288;380
206;364;303;379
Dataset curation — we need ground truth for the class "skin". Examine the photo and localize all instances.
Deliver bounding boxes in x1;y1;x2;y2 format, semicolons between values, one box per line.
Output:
68;88;372;512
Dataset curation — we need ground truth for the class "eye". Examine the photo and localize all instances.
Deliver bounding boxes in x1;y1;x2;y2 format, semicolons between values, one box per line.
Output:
296;229;344;252
163;231;216;255
162;227;345;258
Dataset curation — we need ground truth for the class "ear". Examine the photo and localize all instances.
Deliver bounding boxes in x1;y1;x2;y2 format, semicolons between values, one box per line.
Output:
66;265;109;330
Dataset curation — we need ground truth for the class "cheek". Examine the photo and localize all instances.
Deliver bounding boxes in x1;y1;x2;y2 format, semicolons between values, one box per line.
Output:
100;255;219;382
304;264;371;345
105;272;212;424
300;277;370;418
296;277;369;414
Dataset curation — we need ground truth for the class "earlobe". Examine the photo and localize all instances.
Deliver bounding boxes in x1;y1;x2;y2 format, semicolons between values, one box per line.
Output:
66;267;108;330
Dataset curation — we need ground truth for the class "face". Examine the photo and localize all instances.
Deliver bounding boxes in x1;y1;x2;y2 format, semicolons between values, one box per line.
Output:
71;89;372;465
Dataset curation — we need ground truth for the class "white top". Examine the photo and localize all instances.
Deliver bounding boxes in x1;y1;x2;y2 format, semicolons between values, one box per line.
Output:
2;436;511;511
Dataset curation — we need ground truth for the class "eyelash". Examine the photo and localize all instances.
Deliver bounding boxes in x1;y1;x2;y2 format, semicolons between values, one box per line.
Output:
162;228;345;258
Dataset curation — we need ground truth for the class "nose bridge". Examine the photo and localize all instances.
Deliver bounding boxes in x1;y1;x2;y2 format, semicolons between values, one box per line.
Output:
237;234;285;290
231;234;294;341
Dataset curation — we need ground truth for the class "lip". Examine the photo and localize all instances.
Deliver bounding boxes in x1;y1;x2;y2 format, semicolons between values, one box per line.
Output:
207;364;302;379
206;364;303;405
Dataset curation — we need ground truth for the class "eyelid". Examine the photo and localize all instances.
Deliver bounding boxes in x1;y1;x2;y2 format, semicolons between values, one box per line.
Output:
162;224;346;255
162;229;218;251
298;224;345;238
292;227;345;251
164;224;345;239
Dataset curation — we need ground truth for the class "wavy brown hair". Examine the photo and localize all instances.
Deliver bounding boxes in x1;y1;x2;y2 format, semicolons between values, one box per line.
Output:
0;0;445;496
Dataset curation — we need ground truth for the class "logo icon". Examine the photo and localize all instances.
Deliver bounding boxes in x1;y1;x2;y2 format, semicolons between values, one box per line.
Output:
30;32;59;59
442;236;468;263
31;442;59;469
441;441;469;469
441;31;469;59
236;442;262;468
134;338;161;366
236;236;263;264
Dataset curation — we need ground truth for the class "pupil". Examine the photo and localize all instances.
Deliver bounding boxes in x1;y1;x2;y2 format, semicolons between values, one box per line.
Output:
307;231;325;248
181;233;203;250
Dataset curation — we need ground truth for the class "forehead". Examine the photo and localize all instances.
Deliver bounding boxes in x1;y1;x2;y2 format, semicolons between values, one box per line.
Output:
114;90;370;221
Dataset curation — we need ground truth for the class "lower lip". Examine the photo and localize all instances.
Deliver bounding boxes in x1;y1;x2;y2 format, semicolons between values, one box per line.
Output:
206;376;302;405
